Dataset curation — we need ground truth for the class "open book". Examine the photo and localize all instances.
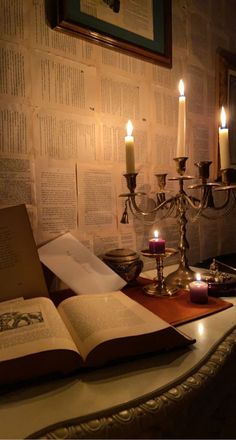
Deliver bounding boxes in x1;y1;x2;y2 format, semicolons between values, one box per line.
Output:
0;292;195;386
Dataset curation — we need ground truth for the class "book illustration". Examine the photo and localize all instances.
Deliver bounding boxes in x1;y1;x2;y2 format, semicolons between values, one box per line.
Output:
0;311;43;332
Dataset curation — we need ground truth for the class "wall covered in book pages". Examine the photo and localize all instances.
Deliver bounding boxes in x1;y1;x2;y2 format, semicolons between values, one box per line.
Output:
0;0;236;269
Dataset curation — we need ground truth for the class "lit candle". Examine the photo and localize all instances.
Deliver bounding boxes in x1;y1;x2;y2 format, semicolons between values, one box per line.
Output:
219;106;230;170
189;273;208;304
125;120;135;174
149;230;165;254
176;79;186;157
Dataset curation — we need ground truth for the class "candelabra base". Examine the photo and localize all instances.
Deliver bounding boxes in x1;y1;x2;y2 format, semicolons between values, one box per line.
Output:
143;282;177;297
141;248;178;297
165;266;196;290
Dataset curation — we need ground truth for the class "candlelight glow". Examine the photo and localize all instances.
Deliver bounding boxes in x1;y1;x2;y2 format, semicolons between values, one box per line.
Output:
178;79;185;96
196;273;201;281
220;106;227;128
154;230;159;239
126;120;133;136
197;322;205;336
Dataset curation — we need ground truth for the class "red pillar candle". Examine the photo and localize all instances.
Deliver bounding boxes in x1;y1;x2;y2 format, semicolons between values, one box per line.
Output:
189;273;208;304
149;230;165;254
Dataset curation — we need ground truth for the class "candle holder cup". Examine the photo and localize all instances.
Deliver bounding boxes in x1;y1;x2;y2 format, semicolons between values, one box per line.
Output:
174;157;188;176
221;168;231;186
141;248;178;296
155;173;167;205
214;168;236;192
155;173;167;190
195;161;212;184
124;173;138;193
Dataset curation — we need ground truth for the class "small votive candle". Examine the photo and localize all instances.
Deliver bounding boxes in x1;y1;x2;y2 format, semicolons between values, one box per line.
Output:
149;230;165;254
189;273;208;304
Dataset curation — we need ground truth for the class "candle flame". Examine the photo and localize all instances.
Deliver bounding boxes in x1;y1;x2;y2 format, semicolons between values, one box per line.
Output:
196;273;201;281
154;230;159;239
178;79;185;96
126;120;133;136
220;106;227;128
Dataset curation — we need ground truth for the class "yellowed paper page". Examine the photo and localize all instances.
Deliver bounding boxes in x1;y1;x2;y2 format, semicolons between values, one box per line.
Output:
0;205;48;301
0;296;78;362
58;291;170;360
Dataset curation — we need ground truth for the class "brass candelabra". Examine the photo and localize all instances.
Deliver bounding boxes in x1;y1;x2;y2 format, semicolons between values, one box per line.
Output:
120;157;236;290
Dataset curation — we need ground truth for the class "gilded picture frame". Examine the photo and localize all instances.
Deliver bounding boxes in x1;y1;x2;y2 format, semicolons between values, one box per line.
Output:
51;0;172;67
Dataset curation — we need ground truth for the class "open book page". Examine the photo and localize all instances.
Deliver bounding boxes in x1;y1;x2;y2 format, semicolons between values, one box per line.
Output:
58;292;193;365
0;297;79;363
0;205;48;302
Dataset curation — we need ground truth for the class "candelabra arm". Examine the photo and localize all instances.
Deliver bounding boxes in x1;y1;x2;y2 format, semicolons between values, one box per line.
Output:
128;193;176;217
157;192;166;205
183;193;201;209
186;184;216;209
196;186;213;209
212;189;231;210
203;187;215;208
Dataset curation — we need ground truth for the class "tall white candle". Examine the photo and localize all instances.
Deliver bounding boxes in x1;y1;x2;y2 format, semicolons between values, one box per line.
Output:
176;79;186;157
125;120;135;174
219;106;230;170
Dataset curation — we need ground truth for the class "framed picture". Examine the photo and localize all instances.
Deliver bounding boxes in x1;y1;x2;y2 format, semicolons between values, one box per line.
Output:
217;48;236;172
51;0;172;67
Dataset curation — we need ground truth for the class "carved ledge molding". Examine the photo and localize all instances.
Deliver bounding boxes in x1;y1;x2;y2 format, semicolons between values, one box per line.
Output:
30;326;236;439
